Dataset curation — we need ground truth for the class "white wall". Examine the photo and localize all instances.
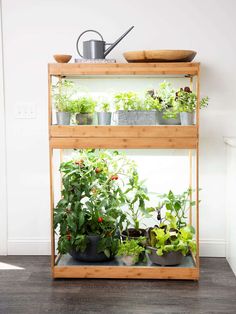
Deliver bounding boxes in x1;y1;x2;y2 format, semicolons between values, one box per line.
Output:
0;0;7;255
225;138;236;275
1;0;236;256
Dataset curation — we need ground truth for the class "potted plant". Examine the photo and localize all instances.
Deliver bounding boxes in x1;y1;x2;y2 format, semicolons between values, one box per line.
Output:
117;238;146;266
71;97;96;125
121;170;151;242
52;80;75;125
146;189;196;266
147;81;180;125
54;149;139;262
114;91;157;125
97;102;112;125
176;87;209;125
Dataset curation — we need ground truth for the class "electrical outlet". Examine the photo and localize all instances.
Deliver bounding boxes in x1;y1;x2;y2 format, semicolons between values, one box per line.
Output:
15;102;36;119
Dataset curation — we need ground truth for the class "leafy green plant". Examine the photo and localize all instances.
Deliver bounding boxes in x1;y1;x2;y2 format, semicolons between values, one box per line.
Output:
176;87;209;113
123;171;150;231
100;102;110;112
70;97;96;114
146;82;179;119
117;238;145;263
151;189;195;229
147;189;196;256
149;224;196;256
52;80;75;112
54;149;141;258
114;92;142;111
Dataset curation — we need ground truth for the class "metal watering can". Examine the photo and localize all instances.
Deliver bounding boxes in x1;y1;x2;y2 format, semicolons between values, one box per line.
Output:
76;26;134;59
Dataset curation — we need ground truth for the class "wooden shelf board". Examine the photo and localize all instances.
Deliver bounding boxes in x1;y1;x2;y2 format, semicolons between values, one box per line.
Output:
50;125;198;139
50;137;197;149
53;255;199;280
48;62;200;76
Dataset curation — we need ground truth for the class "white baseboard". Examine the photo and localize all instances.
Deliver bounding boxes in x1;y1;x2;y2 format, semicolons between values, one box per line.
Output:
7;238;51;255
199;239;226;257
7;238;226;257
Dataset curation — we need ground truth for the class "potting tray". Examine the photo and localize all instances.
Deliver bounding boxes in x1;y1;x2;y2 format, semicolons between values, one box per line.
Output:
53;254;198;280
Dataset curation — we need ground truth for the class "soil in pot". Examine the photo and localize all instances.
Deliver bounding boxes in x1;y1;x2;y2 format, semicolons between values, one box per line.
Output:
147;246;184;266
69;235;113;262
121;228;146;241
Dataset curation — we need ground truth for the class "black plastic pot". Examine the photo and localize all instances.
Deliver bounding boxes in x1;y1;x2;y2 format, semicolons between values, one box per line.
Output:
121;228;146;241
69;235;113;262
147;246;183;266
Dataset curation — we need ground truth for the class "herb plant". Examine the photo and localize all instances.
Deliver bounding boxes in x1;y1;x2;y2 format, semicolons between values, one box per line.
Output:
176;87;209;113
70;97;96;114
124;171;150;231
117;238;145;264
52;80;75;112
114;92;142;111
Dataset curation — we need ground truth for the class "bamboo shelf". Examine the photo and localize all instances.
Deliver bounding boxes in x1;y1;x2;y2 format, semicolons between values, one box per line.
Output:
48;62;200;280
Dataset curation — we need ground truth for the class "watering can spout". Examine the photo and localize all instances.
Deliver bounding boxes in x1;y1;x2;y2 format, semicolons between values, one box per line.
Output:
104;26;134;57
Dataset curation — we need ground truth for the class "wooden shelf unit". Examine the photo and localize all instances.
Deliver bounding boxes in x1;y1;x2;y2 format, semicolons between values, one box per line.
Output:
48;62;200;280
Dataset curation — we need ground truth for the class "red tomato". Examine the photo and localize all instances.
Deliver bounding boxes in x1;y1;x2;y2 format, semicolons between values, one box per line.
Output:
98;217;103;223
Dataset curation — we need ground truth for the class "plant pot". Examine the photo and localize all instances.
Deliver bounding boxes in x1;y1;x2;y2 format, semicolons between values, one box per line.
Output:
121;228;146;241
120;255;138;266
97;112;112;125
156;111;181;125
115;110;157;125
56;112;71;125
75;113;94;125
69;235;112;262
180;112;195;125
147;246;184;266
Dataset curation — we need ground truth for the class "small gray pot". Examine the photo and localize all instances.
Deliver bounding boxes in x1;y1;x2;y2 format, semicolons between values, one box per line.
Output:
147;246;183;266
69;235;113;262
97;112;112;125
75;113;94;125
156;111;181;125
56;111;71;125
180;112;195;125
115;110;157;125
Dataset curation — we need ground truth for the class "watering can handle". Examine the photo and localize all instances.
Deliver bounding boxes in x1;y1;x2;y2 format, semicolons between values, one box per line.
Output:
76;30;104;58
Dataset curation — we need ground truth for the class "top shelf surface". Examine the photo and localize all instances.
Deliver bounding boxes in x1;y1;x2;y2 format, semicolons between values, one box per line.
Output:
48;62;200;77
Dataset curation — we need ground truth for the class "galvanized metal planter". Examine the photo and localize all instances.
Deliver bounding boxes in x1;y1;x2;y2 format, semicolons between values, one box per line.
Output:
156;111;181;125
56;112;71;125
75;113;94;125
180;112;195;125
97;112;112;125
115;110;157;125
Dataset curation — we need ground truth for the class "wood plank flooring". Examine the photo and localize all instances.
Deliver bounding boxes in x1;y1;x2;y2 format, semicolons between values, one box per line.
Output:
0;256;235;314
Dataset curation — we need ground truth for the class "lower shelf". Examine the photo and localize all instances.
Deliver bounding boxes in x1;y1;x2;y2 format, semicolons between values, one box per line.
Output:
53;254;199;280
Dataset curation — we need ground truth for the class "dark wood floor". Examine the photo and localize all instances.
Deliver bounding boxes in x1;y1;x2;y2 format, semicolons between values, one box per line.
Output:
0;257;235;314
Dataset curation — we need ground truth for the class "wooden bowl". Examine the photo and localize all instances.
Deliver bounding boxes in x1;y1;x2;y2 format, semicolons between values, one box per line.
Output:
53;54;72;63
123;50;197;63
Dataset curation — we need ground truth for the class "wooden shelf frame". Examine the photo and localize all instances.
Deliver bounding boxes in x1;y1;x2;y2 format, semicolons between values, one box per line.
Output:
48;62;200;280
